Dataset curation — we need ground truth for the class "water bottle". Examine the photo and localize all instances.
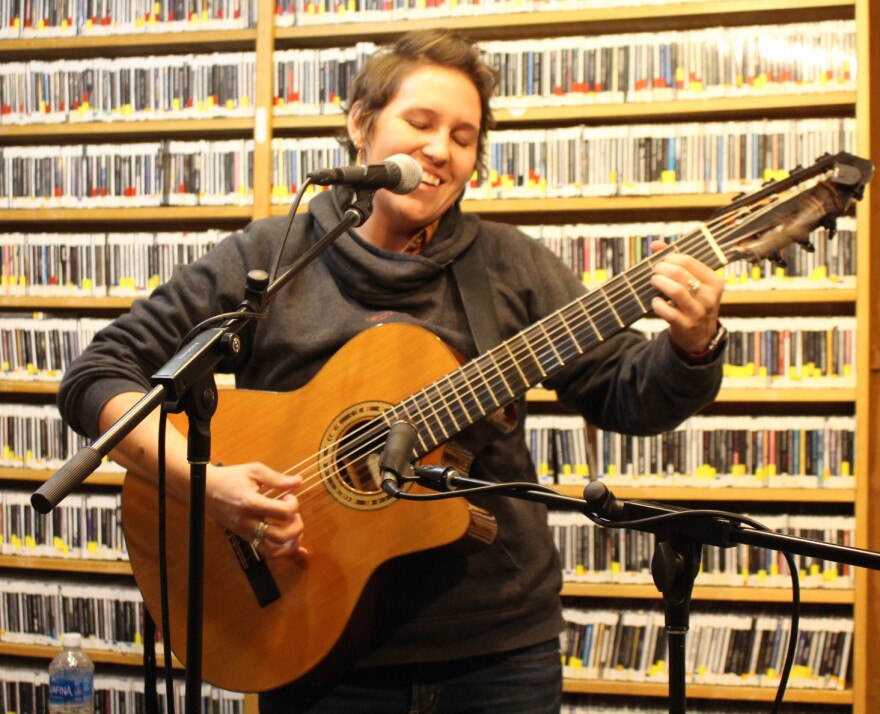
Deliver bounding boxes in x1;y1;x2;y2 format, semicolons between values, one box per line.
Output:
48;633;95;714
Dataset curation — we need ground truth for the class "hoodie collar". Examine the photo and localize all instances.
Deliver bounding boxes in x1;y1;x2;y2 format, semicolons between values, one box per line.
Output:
307;187;479;303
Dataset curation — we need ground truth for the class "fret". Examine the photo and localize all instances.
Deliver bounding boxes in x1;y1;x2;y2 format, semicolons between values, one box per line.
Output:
421;383;453;444
558;312;584;356
404;392;440;449
621;272;648;313
441;372;473;427
700;224;728;267
471;358;511;407
536;322;565;372
463;359;505;413
503;337;541;388
393;403;430;454
597;287;624;327
493;341;528;387
435;374;463;433
521;333;549;378
575;299;604;342
459;361;498;414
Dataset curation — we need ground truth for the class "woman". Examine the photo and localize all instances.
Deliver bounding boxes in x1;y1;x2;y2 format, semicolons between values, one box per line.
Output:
58;29;725;712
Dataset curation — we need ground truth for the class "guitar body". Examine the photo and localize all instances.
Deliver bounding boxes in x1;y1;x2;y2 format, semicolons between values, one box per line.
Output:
122;323;497;692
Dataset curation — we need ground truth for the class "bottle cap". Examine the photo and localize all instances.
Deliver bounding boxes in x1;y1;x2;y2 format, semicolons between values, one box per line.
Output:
61;632;82;648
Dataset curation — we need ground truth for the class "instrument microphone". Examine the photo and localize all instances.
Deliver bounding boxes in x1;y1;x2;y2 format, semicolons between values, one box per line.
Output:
379;421;418;496
308;154;423;195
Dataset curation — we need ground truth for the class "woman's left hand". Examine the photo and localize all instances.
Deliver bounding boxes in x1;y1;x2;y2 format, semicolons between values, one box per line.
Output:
649;241;724;355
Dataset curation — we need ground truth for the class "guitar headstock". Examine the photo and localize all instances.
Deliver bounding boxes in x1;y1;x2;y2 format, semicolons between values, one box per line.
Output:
712;152;874;266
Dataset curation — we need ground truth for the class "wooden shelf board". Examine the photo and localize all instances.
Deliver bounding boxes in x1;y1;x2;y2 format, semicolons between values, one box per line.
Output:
529;386;856;404
0;195;855;225
0;641;181;668
0;555;131;575
0;206;253;222
0;29;257;57
554;484;855;502
0;381;856;403
462;194;733;215
494;91;855;125
561;582;854;604
0;468;855;503
0;289;853;312
0;466;124;486
0;380;60;394
0;296;140;310
562;678;852;703
1;118;254;139
273;114;347;131
714;387;856;403
267;194;736;219
272;91;855;132
721;288;856;304
275;1;854;45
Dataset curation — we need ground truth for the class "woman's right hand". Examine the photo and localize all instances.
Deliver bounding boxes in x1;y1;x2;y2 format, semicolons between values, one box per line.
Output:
205;462;308;562
99;393;308;562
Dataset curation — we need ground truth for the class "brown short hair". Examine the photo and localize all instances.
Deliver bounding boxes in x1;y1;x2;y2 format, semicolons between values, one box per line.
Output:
342;29;497;174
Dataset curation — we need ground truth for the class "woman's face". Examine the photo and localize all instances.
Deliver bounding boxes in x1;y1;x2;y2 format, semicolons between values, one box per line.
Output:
349;64;482;249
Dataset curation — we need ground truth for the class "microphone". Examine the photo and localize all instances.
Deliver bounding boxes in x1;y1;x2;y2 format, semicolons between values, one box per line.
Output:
308;153;423;195
379;421;418;496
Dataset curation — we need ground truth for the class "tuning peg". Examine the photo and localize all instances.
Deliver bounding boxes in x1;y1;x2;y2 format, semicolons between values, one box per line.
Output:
770;253;788;268
797;240;816;253
819;216;838;241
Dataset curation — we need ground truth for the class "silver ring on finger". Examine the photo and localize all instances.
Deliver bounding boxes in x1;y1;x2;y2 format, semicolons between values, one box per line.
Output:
687;278;701;297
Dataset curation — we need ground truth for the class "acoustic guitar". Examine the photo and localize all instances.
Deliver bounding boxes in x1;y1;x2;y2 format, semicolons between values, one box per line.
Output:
122;152;873;692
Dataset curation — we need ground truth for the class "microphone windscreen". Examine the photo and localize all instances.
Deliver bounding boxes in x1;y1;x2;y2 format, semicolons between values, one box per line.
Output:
385;154;423;194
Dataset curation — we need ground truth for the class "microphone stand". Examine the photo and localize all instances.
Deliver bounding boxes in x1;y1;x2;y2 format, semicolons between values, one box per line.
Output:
406;467;880;714
31;187;377;714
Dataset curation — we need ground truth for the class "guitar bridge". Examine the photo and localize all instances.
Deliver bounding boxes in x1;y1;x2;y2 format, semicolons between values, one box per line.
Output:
227;530;281;608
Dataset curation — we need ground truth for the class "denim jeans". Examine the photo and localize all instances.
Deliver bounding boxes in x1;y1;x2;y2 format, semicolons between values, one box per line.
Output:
259;638;562;713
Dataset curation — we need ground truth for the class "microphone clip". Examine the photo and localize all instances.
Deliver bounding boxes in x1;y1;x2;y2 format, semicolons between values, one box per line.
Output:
342;187;376;228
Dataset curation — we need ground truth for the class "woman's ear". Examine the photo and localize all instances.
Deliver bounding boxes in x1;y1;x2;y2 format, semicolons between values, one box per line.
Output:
347;102;363;151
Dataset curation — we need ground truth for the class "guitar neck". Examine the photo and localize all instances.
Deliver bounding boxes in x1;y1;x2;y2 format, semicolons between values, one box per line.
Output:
381;150;875;457
386;227;728;458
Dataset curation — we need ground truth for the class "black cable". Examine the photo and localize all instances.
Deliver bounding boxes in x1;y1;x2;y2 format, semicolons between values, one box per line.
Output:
178;309;266;348
157;404;175;714
270;178;314;283
394;480;801;710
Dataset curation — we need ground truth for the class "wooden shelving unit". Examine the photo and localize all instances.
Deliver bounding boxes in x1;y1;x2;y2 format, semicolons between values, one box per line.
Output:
1;0;876;711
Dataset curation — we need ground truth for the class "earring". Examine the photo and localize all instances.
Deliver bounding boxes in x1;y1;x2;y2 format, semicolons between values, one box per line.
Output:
355;147;364;166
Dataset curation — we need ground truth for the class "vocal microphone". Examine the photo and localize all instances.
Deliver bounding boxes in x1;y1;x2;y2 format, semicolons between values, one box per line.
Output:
379;421;418;496
308;154;423;195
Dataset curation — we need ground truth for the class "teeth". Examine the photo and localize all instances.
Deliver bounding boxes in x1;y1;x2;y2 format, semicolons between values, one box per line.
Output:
421;174;441;186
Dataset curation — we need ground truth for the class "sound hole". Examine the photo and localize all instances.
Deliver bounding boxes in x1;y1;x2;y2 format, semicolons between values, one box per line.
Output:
319;402;398;510
337;449;382;494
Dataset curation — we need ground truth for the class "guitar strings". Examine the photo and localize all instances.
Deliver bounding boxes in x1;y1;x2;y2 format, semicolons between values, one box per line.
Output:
256;181;823;515
262;188;802;514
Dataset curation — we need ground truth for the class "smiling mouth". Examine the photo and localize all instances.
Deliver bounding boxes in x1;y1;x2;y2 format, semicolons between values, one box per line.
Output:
421;174;441;186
